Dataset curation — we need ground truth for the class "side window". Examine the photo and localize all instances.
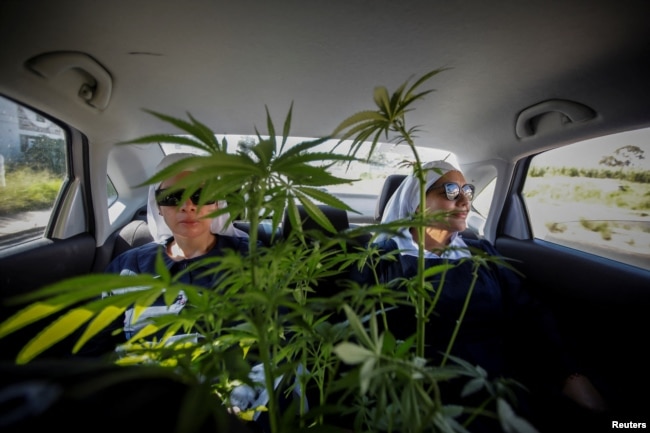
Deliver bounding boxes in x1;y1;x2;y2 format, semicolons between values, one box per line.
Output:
468;177;496;236
107;176;118;207
0;96;67;249
522;127;650;270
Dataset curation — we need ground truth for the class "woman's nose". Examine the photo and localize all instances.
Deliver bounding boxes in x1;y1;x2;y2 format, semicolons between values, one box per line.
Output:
457;193;471;207
179;199;197;211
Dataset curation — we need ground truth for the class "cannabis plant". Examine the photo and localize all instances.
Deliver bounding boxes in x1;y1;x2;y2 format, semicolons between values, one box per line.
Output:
0;70;536;433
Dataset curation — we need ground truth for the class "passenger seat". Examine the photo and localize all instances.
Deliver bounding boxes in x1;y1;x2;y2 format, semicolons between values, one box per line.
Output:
281;204;359;300
281;204;350;240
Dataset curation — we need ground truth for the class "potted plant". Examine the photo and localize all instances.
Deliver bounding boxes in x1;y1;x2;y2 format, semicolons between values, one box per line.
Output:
0;70;535;433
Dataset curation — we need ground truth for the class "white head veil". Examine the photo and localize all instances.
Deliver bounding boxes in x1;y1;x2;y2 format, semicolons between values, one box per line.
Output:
378;160;470;259
146;152;248;242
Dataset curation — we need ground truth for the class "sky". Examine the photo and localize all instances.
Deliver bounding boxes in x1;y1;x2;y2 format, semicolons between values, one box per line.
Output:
533;127;650;170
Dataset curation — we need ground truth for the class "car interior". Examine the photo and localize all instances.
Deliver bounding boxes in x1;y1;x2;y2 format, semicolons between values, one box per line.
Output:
0;1;649;431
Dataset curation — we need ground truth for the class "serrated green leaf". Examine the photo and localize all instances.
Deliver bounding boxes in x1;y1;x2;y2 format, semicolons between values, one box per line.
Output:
422;263;455;279
264;105;277;142
359;357;376;394
274;151;356;171
74;304;126;353
274;137;330;163
119;134;210;154
332;341;373;364
294;195;336;233
0;302;66;338
373;86;391;110
129;323;163;342
294;187;355;211
341;304;373;348
404;68;447;100
138;110;217;150
4;273;154;305
251;139;276;167
331;110;387;138
497;398;540;433
187;112;221;151
16;307;96;364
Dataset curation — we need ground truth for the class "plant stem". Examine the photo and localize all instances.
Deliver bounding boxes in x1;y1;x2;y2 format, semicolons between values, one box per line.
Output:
393;125;426;358
440;259;479;367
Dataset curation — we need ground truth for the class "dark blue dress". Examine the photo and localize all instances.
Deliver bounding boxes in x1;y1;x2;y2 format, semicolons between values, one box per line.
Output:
352;237;576;380
105;234;250;285
349;237;582;431
81;235;250;355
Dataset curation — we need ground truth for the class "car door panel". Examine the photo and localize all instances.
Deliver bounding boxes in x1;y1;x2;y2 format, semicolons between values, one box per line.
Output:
495;236;650;420
0;233;96;361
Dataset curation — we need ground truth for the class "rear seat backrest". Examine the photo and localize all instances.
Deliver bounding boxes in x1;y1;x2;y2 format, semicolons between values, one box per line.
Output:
111;220;154;259
374;174;407;222
282;204;350;239
233;220;279;246
281;204;356;303
92;218;154;272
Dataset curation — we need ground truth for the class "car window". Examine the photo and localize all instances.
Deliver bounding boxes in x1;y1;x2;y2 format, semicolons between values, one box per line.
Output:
522;127;650;270
161;136;455;223
0;95;67;249
107;176;118;207
467;176;496;236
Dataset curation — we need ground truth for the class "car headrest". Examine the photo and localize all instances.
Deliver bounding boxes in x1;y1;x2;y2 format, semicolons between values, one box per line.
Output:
232;220;279;246
111;220;154;260
374;174;407;222
282;204;349;239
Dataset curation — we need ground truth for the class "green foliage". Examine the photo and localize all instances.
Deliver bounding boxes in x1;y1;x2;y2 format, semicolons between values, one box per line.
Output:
0;167;63;215
20;135;66;174
599;145;646;168
0;70;536;432
579;219;612;241
524;176;650;211
529;165;650;184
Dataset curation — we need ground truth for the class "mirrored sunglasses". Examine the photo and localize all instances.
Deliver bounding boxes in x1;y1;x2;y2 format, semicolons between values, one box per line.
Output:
429;182;475;201
155;188;216;207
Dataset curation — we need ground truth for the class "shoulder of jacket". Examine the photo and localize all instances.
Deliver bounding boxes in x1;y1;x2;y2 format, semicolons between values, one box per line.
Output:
106;241;164;272
217;235;250;251
464;237;496;252
372;238;398;251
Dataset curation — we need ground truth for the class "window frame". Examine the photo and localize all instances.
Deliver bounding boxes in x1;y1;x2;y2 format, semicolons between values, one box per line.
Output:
509;130;650;271
0;95;91;253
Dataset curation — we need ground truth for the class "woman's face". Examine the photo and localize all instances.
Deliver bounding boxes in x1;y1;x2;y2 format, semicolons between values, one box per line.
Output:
157;171;218;240
422;170;471;233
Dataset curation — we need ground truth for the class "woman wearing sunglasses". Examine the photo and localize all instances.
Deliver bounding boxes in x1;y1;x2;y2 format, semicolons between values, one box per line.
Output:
377;159;476;259
95;153;251;347
90;153;284;432
351;160;608;431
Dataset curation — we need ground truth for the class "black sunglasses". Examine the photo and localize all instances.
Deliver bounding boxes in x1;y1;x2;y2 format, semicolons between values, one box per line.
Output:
155;188;216;207
428;182;475;201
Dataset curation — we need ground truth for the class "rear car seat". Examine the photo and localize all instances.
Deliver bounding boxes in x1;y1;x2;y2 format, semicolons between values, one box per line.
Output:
281;204;350;239
281;203;360;299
